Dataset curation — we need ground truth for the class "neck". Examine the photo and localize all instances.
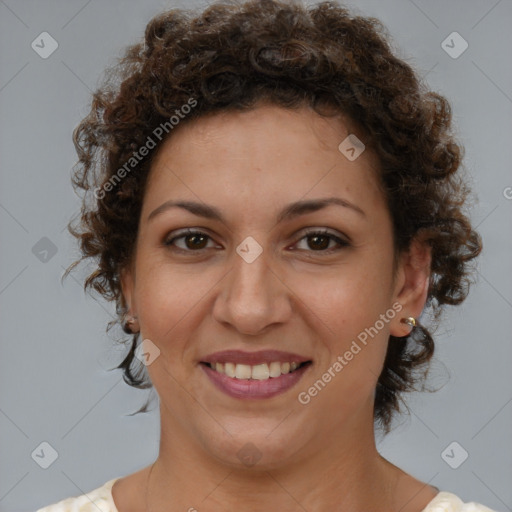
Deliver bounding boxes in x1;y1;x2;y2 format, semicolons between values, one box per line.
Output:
146;403;404;512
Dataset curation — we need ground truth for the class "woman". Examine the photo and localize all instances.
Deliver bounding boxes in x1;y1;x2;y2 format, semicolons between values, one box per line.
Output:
37;0;497;510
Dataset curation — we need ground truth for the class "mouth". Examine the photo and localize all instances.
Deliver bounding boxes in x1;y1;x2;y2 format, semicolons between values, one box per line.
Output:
201;360;311;379
199;359;313;399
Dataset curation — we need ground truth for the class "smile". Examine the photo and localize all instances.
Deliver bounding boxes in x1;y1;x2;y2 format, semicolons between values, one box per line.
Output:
200;360;312;399
205;361;307;379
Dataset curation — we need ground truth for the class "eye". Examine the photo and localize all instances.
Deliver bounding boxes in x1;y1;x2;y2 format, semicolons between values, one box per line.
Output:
163;228;350;254
164;229;217;252
292;229;350;253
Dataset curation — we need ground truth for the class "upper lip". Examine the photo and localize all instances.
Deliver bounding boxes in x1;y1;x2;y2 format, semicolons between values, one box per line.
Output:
200;350;312;366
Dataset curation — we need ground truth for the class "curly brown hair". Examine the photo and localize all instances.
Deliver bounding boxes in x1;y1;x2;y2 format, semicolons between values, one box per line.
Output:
66;0;482;433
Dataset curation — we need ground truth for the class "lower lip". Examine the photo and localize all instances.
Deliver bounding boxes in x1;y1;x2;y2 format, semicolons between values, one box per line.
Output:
200;363;311;399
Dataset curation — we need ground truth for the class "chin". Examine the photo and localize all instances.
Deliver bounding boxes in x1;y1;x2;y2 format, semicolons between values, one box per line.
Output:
204;424;312;471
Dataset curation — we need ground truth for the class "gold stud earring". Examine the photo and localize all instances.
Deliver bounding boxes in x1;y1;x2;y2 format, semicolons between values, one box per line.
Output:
400;317;416;328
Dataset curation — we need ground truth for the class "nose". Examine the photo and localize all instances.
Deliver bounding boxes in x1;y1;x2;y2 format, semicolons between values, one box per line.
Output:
212;247;293;336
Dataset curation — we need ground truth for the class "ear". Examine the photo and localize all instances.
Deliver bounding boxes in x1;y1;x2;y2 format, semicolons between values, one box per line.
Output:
390;234;432;337
120;265;137;317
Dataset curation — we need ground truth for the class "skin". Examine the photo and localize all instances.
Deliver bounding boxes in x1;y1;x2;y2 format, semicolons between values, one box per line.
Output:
114;103;436;512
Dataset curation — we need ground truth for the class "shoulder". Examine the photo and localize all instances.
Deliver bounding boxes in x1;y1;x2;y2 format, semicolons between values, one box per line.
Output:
35;478;120;512
422;491;500;512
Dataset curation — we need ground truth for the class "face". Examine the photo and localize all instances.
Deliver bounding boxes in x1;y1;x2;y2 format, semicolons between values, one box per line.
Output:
121;103;430;469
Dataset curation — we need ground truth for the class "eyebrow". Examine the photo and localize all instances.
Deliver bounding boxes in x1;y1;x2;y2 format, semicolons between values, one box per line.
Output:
147;196;366;224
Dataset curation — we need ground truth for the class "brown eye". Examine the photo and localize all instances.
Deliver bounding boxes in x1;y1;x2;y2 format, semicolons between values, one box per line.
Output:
306;234;330;250
164;229;214;251
294;229;350;253
183;233;209;250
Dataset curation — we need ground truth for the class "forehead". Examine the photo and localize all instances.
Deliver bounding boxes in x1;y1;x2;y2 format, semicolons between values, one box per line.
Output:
143;104;384;218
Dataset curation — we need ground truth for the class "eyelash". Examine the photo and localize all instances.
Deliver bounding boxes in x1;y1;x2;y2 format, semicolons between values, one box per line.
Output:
163;228;350;255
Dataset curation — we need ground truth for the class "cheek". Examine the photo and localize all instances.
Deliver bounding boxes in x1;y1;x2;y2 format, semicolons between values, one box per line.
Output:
288;259;394;395
135;264;207;343
304;286;391;380
298;263;393;334
297;279;392;412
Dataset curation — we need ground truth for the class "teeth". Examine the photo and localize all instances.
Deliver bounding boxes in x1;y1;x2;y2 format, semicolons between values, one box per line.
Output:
224;362;236;378
235;363;252;379
269;361;281;378
251;363;270;380
208;361;305;380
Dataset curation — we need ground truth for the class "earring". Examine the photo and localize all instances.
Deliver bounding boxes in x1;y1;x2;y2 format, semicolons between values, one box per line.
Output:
123;314;140;334
400;316;417;328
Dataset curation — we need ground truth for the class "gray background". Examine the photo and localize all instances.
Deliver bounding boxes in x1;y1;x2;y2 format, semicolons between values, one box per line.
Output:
0;0;511;511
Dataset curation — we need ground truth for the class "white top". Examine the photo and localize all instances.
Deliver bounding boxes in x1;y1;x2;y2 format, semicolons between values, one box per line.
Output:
35;478;500;512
